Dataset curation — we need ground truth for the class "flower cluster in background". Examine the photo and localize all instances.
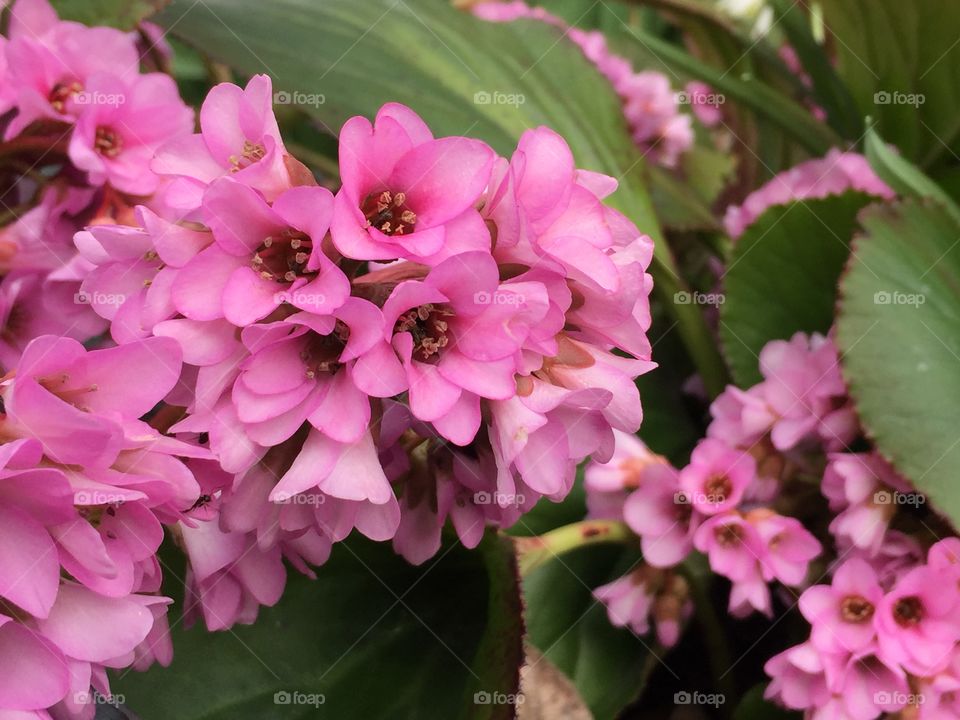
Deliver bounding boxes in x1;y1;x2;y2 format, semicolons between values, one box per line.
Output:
0;0;192;371
586;325;960;719
472;0;696;167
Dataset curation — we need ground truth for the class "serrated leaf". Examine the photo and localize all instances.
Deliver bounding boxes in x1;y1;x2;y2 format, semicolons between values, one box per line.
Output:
837;199;960;527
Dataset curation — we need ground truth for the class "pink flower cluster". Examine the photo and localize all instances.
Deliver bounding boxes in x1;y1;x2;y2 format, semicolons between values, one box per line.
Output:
723;148;895;238
0;0;193;369
472;1;695;167
588;331;858;638
77;75;655;626
0;335;209;718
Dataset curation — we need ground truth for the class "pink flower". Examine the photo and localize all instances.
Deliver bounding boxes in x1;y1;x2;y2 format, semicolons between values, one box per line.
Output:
382;251;547;444
724;149;895;239
876;566;960;676
824;452;911;555
694;512;771;616
623;461;698;568
758;332;857;452
678;438;756;515
799;558;883;654
153;74;292;212
594;569;657;635
2;0;139;139
331;102;495;262
67;72;193;195
585;430;663;521
174;178;346;326
764;642;832;711
750;509;820;586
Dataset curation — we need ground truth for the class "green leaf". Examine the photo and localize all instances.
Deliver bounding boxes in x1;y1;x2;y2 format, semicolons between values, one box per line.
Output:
837;199;960;527
864;126;960;225
769;0;862;140
112;533;523;720
820;0;960;168
524;544;660;720
720;193;876;386
49;0;166;29
154;0;660;240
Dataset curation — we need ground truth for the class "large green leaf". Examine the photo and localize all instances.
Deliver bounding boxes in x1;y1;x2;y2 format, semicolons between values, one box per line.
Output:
820;0;960;168
837;199;960;527
720;193;875;386
153;0;659;237
524;544;659;720
51;0;166;29
112;533;523;720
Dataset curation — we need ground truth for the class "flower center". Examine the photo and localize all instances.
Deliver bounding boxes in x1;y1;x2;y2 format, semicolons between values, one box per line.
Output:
840;595;874;623
362;190;417;236
715;522;743;546
301;322;350;379
893;596;924;627
704;474;732;503
252;228;313;283
94;126;123;158
395;303;453;362
48;80;82;113
229;140;266;172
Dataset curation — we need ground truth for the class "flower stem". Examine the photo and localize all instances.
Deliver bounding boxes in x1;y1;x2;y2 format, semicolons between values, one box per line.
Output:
681;558;737;716
514;519;633;576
